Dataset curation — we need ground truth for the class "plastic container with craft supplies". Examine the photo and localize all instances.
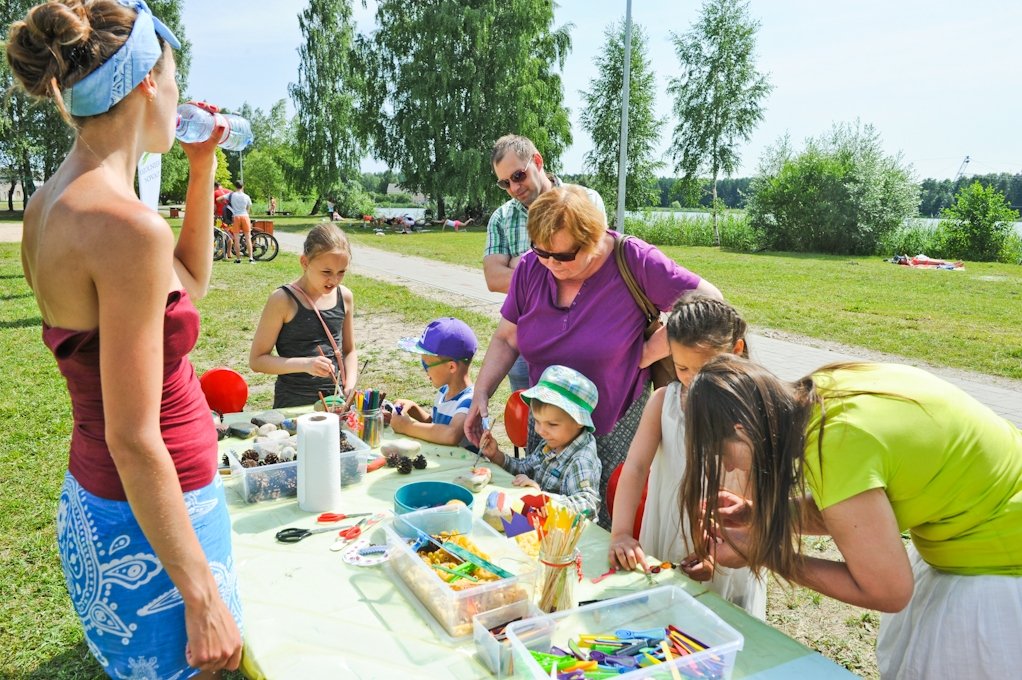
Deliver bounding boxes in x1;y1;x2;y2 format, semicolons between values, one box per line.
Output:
393;480;475;515
382;505;535;639
474;600;543;677
504;586;744;679
226;431;370;503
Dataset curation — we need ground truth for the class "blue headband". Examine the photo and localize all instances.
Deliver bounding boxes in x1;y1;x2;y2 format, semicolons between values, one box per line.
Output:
67;0;181;117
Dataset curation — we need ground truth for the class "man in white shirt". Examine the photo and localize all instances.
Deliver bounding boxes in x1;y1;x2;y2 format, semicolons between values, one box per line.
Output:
219;182;254;263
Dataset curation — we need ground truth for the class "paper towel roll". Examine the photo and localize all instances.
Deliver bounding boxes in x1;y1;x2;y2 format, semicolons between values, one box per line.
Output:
297;412;342;512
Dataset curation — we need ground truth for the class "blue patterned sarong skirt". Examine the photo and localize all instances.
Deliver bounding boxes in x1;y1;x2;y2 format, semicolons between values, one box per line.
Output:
57;471;243;679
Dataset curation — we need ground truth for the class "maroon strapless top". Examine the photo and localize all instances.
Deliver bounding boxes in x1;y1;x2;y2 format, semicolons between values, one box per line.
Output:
42;290;218;500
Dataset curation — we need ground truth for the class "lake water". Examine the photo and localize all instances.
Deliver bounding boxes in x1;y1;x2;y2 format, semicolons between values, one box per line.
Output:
625;210;1022;237
377;207;1022;237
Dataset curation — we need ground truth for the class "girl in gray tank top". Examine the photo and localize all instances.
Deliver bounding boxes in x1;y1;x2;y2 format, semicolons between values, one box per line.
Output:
249;224;360;409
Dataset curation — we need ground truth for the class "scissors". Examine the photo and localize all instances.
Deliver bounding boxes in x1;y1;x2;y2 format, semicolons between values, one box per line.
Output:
316;511;372;524
275;525;340;543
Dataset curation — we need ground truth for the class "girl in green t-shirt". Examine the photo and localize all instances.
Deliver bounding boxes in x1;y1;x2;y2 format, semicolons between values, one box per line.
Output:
681;356;1022;678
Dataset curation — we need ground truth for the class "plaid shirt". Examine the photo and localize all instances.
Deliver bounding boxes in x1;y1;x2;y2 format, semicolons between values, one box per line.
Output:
484;177;606;257
502;431;602;517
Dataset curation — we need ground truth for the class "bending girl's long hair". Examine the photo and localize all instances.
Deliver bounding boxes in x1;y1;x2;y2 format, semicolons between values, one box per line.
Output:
682;355;818;580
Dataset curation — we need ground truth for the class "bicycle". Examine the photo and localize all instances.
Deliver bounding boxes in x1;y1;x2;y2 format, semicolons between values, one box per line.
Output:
213;223;279;262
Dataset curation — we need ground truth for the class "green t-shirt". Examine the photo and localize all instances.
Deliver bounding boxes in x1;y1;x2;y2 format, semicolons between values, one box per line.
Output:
803;363;1022;575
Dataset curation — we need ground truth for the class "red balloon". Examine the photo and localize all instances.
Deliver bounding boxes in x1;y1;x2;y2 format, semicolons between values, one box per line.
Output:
198;367;248;414
503;389;530;448
606;462;647;540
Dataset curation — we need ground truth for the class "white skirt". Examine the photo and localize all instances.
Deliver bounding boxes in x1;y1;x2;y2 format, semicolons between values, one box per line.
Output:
877;544;1022;679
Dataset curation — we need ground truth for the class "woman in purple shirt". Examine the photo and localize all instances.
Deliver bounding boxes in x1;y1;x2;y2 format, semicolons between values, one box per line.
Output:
465;186;722;527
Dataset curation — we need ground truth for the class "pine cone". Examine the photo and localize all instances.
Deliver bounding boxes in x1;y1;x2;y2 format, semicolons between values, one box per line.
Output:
263;453;280;465
221;454;230;467
397;456;413;474
241;449;259;462
241;459;257;468
412;454;427;470
385;452;402;468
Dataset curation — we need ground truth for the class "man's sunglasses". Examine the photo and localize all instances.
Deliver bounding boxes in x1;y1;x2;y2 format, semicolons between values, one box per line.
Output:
495;158;534;190
531;242;582;263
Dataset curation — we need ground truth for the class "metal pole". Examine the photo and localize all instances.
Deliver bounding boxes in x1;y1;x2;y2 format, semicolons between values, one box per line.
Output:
615;0;633;232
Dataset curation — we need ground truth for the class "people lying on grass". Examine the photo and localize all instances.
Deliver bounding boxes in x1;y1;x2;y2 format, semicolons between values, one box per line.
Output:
249;223;359;408
682;356;1022;678
432;216;474;231
608;295;766;619
391;318;477;446
479;365;602;518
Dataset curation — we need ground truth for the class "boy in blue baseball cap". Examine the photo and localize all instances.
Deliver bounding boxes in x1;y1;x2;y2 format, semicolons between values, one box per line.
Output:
392;318;478;445
479;365;601;517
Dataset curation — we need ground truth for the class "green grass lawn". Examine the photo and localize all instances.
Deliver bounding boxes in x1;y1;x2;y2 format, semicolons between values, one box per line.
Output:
343;230;1022;380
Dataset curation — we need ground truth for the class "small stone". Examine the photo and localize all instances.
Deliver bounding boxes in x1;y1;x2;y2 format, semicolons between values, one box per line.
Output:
251;410;286;427
228;422;258;439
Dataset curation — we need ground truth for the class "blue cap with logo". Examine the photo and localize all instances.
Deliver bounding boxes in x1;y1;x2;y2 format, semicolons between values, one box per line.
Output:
397;317;478;361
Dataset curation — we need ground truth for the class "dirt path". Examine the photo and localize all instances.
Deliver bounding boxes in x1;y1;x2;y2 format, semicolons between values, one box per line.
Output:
0;223;23;243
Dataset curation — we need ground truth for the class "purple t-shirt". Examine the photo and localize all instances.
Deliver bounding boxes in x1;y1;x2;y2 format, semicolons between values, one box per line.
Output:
502;232;701;435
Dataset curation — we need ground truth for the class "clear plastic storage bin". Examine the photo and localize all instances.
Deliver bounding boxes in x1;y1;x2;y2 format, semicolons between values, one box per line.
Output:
474;600;543;677
227;432;369;503
504;585;744;679
382;505;535;639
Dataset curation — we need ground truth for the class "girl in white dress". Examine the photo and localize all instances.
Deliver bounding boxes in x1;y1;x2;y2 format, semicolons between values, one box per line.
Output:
609;296;766;618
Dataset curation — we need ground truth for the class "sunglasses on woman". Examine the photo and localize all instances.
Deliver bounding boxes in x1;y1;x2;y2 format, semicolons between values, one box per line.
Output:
531;242;582;262
495;158;534;190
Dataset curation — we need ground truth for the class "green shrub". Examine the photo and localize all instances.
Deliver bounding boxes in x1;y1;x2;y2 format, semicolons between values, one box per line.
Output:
1001;233;1022;265
333;180;376;218
716;212;759;251
930;181;1020;262
747;122;919;255
876;218;937;257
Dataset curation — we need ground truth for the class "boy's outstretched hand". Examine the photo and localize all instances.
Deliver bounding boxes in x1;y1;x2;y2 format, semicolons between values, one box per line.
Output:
511;474;539;489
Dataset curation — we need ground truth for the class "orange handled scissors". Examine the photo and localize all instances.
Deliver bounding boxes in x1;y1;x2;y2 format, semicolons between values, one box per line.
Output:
316;512;371;524
337;518;368;542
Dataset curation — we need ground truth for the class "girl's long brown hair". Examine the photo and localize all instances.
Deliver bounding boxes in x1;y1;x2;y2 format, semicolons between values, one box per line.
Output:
682;355;818;579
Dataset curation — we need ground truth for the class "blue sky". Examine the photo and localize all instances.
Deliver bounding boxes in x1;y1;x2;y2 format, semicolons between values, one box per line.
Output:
180;0;1022;180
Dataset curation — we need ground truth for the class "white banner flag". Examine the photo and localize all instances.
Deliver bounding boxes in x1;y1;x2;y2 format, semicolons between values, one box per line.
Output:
137;152;162;211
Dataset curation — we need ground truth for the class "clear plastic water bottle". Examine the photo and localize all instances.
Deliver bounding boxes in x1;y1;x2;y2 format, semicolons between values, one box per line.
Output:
218;114;253;151
175;103;253;151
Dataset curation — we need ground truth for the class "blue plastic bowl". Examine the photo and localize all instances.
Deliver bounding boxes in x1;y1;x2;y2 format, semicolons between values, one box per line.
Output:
393;480;474;515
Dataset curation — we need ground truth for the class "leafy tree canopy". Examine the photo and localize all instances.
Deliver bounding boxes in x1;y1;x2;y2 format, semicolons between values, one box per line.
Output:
356;0;572;218
580;20;662;214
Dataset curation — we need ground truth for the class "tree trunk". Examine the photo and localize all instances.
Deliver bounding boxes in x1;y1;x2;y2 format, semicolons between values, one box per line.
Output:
436;195;446;222
7;179;17;212
711;173;720;246
310;197;321;217
20;151;37;201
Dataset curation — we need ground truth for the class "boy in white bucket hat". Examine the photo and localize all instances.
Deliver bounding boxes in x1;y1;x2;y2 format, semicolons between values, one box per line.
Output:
479;365;601;516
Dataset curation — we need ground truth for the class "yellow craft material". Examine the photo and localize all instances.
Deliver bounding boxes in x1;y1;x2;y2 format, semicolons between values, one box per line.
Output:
661;641;683;680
